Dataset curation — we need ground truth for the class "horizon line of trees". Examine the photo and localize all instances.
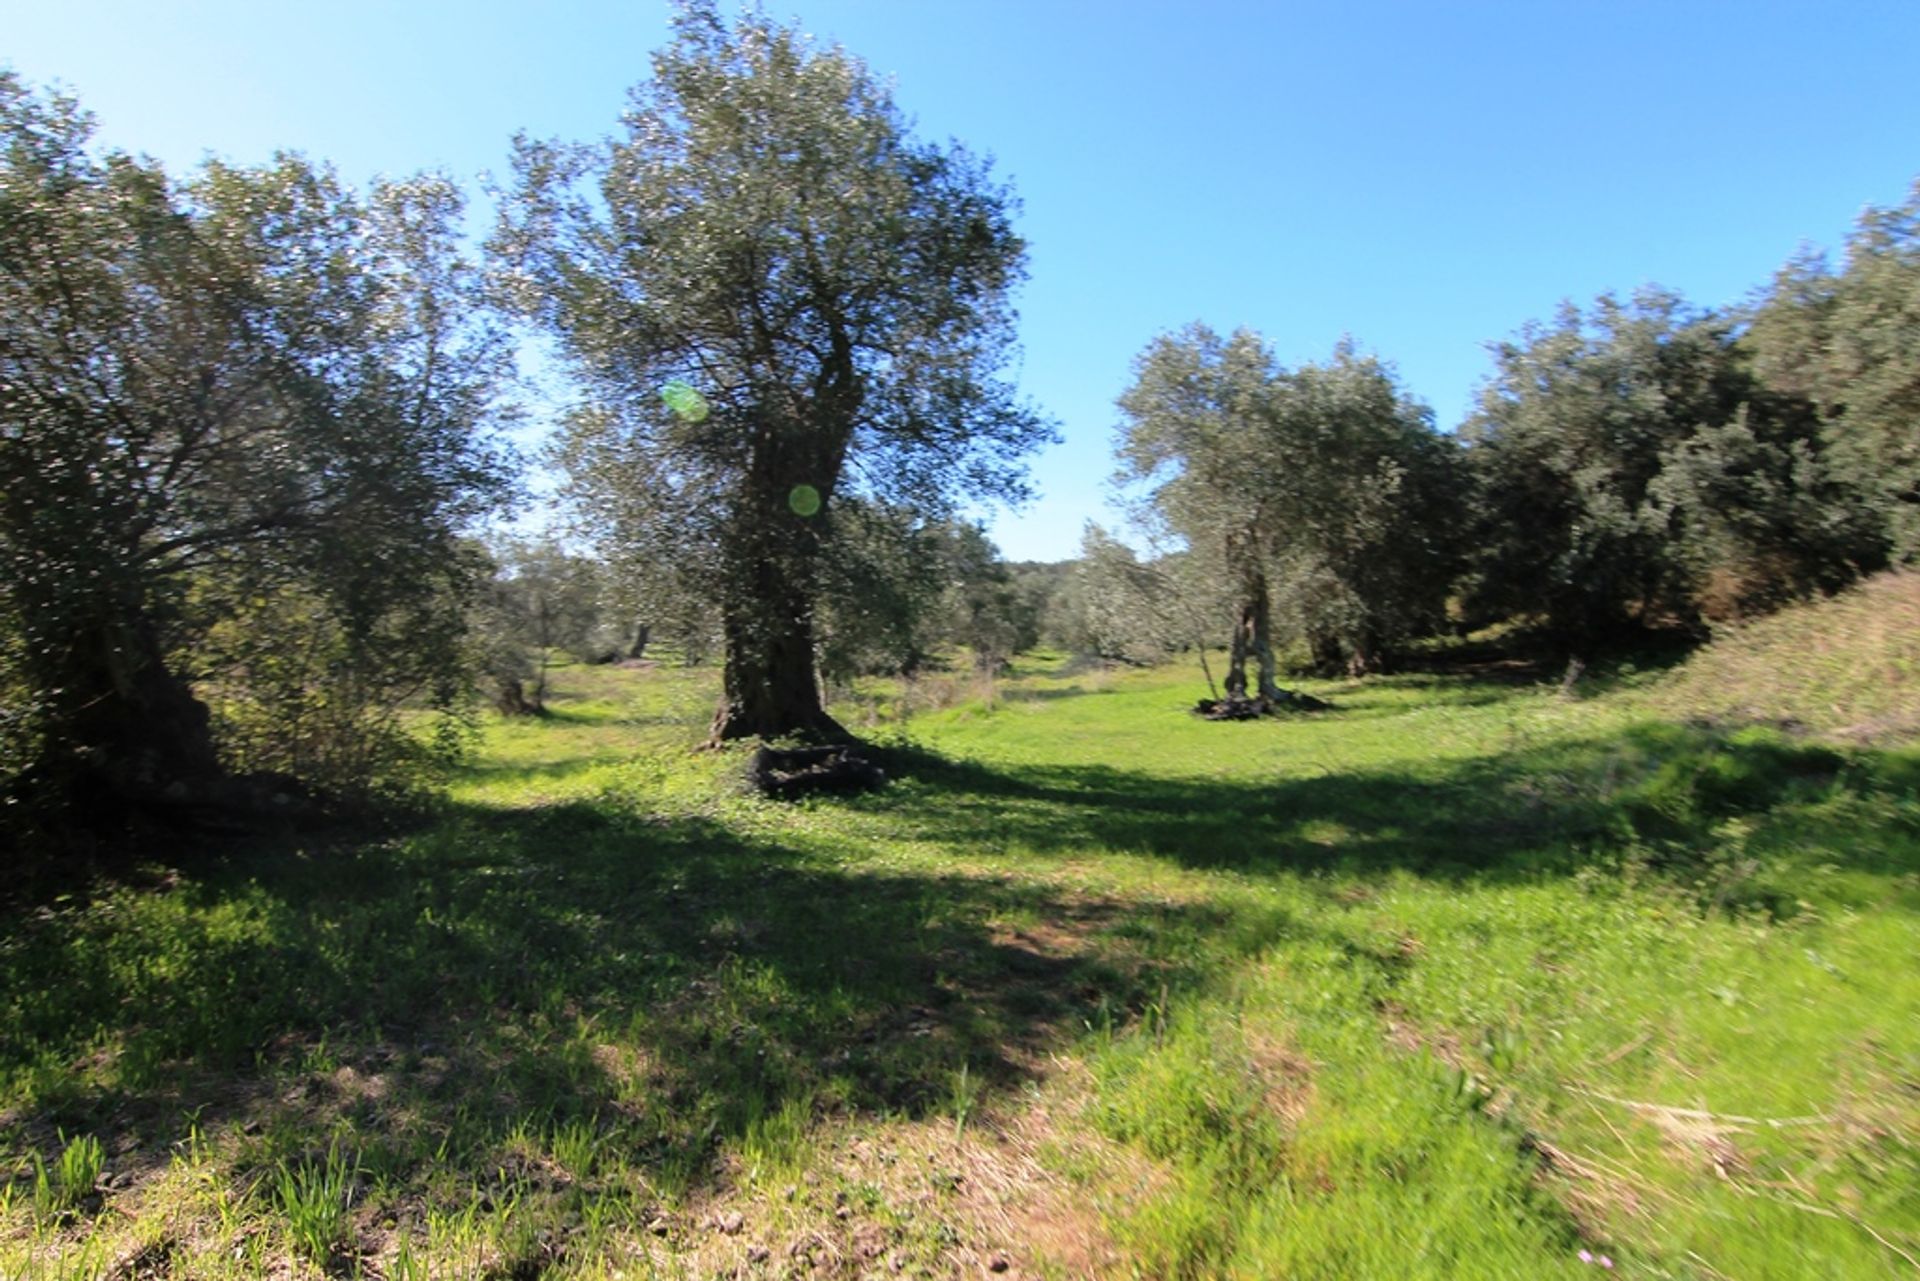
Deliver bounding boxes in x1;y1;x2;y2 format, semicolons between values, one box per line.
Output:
4;3;1917;842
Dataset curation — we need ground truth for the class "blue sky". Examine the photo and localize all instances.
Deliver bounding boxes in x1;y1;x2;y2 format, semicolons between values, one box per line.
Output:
9;1;1919;561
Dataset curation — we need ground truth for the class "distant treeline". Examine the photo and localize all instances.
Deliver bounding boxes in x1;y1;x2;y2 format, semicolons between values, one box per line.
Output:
1072;205;1918;690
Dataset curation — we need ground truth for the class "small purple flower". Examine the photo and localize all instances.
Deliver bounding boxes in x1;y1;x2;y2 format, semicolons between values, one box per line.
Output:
1600;1258;1614;1271
1579;1250;1593;1264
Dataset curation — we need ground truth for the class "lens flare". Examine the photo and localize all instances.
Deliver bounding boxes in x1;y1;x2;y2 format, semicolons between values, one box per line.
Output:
788;484;822;517
660;380;709;422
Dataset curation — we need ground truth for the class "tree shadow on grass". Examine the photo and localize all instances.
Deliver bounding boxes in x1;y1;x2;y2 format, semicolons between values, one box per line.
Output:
0;798;1252;1216
871;723;1920;886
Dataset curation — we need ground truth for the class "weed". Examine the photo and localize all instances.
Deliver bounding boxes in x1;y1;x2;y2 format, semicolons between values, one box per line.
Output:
273;1143;359;1266
31;1132;102;1220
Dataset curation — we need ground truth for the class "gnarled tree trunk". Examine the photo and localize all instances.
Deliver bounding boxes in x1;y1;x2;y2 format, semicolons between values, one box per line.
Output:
1200;535;1328;719
708;425;851;745
1223;547;1286;703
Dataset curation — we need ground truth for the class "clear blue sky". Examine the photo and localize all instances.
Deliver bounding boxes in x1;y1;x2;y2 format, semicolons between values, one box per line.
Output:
9;1;1919;561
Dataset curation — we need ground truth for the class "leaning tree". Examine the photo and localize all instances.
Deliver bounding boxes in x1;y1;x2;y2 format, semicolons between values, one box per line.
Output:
495;2;1051;742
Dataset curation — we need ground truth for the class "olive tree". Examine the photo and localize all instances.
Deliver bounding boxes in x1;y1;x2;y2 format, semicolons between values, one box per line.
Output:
0;74;511;816
494;3;1050;742
1748;181;1920;561
1466;288;1881;641
1117;325;1298;705
1117;325;1455;698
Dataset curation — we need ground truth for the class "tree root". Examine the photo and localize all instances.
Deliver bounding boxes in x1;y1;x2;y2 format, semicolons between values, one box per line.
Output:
748;743;888;798
1193;691;1332;719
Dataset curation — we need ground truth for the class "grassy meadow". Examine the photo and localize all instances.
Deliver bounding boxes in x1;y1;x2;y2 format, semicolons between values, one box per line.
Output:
3;582;1919;1279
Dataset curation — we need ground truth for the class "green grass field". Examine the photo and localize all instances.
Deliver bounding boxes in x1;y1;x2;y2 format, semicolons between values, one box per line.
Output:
3;593;1918;1278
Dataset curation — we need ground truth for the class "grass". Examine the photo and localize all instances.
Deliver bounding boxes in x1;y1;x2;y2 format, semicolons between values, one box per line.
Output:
273;1144;358;1268
1;595;1917;1278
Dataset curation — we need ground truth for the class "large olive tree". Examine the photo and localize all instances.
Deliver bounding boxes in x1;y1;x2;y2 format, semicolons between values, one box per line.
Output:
494;3;1050;742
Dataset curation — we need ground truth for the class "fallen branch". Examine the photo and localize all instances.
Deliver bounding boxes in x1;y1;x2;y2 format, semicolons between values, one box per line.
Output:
1596;1030;1654;1067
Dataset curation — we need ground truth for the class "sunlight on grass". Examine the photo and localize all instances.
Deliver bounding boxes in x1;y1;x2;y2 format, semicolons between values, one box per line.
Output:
3;636;1917;1278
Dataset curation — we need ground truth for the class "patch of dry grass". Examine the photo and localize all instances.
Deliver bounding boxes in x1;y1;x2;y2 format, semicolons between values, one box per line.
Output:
1654;570;1920;739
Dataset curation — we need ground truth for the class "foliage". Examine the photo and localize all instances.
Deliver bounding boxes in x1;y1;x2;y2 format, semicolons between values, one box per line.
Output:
1747;179;1920;560
1262;341;1464;671
469;537;610;716
494;1;1051;740
1071;524;1224;671
814;511;1041;681
1118;326;1461;683
1464;288;1883;641
813;499;953;683
936;522;1040;672
197;572;478;801
0;73;512;818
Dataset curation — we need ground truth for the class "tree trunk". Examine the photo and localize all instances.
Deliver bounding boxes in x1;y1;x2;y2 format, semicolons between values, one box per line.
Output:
710;575;847;743
709;477;848;744
708;358;862;745
1225;563;1280;701
1201;543;1328;717
493;675;542;717
628;621;650;661
42;610;224;803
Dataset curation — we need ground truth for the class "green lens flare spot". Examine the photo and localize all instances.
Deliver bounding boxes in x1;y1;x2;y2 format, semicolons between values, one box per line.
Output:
660;380;709;422
788;484;822;517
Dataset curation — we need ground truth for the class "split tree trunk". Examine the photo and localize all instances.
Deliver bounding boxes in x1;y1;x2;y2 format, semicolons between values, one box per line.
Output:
1199;545;1328;718
1223;563;1285;703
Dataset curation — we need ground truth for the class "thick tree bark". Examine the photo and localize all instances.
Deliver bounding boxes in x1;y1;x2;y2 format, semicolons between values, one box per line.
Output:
708;461;849;745
1201;535;1328;718
707;338;863;745
493;676;543;717
1224;560;1283;702
627;621;650;661
711;593;847;742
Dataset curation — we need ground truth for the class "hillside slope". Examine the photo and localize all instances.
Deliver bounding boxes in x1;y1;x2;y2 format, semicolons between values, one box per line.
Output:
1653;570;1920;740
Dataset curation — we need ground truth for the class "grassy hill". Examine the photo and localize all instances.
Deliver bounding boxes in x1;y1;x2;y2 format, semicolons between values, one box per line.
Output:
2;604;1917;1278
1652;569;1920;741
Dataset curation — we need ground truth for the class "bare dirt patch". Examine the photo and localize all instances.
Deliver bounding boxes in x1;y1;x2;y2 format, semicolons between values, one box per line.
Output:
666;1090;1148;1279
